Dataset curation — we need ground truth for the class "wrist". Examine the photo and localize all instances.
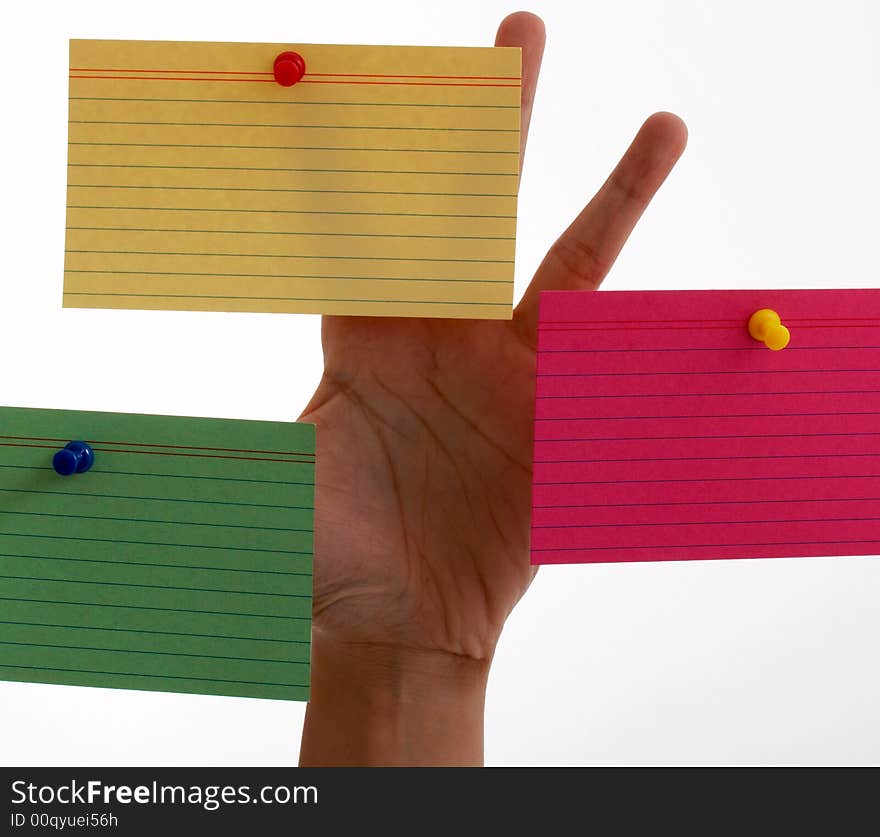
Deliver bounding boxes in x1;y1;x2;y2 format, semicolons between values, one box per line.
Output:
299;630;491;766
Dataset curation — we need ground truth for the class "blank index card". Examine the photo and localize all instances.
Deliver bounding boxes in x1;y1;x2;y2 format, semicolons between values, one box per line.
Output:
0;406;315;700
531;289;880;565
63;39;521;319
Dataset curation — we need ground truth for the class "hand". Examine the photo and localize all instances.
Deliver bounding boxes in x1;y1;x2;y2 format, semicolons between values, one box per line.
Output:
299;11;688;765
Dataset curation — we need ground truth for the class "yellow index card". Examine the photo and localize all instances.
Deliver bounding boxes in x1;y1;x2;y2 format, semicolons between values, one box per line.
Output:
64;39;521;320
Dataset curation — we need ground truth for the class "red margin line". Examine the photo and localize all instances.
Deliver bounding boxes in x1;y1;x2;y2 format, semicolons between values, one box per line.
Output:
70;67;520;80
69;75;520;87
0;435;314;458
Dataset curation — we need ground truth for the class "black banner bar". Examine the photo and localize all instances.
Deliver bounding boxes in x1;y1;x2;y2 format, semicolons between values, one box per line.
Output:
2;767;876;834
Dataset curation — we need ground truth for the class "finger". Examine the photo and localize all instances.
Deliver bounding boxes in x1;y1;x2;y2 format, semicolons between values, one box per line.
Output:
495;11;546;171
514;111;688;340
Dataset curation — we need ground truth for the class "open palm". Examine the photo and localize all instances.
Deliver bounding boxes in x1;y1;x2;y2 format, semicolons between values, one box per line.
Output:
300;13;687;671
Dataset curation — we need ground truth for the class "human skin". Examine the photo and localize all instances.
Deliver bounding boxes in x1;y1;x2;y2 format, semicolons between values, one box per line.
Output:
298;11;688;765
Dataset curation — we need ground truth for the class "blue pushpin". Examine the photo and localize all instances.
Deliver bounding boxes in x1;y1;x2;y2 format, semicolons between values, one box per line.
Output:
53;441;95;476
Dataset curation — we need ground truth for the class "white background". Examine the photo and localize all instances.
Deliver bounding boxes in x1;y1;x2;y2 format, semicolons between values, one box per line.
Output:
1;0;879;766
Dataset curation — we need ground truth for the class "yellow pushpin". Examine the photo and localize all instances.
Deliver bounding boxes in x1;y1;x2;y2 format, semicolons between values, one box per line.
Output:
748;308;790;351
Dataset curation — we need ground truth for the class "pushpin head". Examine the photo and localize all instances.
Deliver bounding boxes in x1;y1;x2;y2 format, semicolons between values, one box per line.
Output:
748;309;790;351
763;323;790;351
273;51;306;87
53;441;95;476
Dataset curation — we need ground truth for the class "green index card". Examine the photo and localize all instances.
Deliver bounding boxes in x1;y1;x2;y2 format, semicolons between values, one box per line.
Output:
0;406;315;701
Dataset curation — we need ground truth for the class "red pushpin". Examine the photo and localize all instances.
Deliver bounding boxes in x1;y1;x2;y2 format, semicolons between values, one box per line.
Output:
273;51;306;87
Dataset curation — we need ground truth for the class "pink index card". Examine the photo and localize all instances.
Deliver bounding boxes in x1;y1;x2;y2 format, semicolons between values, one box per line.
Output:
531;289;880;565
